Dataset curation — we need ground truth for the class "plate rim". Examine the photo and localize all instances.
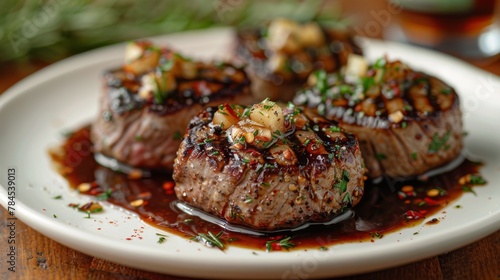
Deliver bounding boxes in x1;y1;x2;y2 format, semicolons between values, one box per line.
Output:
0;28;499;279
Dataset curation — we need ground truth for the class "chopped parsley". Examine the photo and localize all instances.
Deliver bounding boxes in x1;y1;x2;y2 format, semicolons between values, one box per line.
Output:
428;131;451;153
334;170;350;193
244;195;254;204
53;195;62;200
373;57;386;69
157;237;166;244
411;152;418;161
159;59;174;72
218;105;229;115
440;88;452;95
156;233;168;244
314;70;328;94
97;189;113;201
469;175;486;185
362;76;375;92
262;98;276;110
343;192;352;204
173;131;182;140
329;126;341;132
152;77;168;104
462;186;477;196
339;85;353;96
376;153;387;160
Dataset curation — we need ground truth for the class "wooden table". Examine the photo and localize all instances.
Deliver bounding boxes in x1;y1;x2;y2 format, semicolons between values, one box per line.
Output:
1;6;499;280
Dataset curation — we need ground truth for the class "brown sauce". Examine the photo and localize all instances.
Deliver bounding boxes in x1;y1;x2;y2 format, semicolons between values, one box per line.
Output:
50;126;485;251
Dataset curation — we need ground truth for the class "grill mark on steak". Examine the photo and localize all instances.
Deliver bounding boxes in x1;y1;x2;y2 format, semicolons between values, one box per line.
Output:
295;58;463;179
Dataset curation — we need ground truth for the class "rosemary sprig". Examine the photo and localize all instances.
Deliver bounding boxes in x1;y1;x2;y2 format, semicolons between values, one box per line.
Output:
192;231;225;250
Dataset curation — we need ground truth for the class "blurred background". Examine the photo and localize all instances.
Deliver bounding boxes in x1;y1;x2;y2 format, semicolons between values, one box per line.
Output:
0;0;499;89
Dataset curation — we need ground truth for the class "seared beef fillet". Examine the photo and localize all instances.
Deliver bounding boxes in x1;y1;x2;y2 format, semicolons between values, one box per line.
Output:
294;56;463;179
91;41;252;171
234;18;362;102
173;100;364;230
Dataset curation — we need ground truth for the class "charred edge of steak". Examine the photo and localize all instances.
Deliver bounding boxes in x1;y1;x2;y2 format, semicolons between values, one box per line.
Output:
234;25;361;84
182;107;360;167
173;104;365;230
294;58;460;129
103;63;251;116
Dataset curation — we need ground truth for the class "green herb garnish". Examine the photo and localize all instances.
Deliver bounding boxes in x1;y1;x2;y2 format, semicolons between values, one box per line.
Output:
265;237;295;252
440;88;452;95
428;131;451;153
314;70;328;94
329;126;341;132
192;231;224;250
469;175;486;185
373;57;386;69
156;233;168;244
376;153;387;160
462;186;477;196
244;195;254;204
411;152;418;160
334;170;350;193
173;131;182;140
97;189;113;201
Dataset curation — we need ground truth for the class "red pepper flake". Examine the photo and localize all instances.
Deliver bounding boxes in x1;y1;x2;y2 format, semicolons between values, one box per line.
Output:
271;242;282;251
126;238;131;240
424;197;441;206
88;188;101;195
397;191;407;200
162;182;175;190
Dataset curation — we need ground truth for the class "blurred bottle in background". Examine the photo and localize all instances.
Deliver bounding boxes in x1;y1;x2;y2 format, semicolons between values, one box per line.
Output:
386;0;500;60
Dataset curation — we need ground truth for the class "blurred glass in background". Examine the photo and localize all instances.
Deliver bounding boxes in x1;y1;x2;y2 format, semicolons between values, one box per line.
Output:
385;0;500;60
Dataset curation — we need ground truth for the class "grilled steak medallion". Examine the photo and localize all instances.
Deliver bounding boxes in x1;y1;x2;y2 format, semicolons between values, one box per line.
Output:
91;41;252;171
173;100;365;230
234;18;362;102
294;55;463;179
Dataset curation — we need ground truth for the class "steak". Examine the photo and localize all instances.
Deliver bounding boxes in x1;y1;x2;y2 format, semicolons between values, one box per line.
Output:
234;18;362;102
294;56;463;179
91;41;253;171
173;100;365;230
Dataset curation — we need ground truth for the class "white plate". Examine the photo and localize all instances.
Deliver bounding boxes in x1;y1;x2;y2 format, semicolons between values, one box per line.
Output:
0;28;499;279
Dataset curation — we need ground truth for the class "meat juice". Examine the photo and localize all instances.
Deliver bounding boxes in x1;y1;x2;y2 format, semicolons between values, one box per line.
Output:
50;126;485;251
